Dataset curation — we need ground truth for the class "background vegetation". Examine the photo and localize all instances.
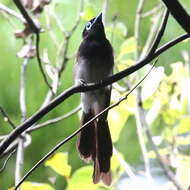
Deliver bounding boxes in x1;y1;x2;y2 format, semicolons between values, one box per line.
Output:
0;0;190;189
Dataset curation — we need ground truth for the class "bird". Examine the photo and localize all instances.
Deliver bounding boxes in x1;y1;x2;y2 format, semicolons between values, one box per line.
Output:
74;13;114;185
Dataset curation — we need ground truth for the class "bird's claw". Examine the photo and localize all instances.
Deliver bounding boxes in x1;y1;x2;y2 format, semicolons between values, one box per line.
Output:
79;79;87;86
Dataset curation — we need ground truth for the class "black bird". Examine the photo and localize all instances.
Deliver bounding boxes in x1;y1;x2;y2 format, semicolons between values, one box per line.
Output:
74;13;114;185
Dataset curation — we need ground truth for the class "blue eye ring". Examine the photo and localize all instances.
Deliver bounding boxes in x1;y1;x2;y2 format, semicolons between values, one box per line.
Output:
86;22;92;30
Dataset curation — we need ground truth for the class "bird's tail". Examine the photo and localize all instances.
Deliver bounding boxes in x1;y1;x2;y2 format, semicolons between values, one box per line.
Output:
77;111;96;161
77;111;113;185
93;117;112;186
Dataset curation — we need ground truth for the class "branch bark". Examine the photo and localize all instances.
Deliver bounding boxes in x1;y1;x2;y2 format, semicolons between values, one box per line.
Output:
161;0;190;33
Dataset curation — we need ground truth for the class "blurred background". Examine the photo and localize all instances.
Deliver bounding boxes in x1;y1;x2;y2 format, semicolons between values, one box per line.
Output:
0;0;190;189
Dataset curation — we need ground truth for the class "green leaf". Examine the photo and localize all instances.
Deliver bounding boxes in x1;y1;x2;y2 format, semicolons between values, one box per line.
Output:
148;147;170;159
162;108;181;125
176;135;190;145
8;182;55;190
108;90;133;142
106;22;127;38
175;116;190;134
45;152;71;178
111;150;124;174
117;59;135;72
119;37;136;57
176;155;190;188
81;4;96;21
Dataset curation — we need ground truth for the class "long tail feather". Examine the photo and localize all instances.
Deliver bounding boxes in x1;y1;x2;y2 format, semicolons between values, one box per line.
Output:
77;111;95;161
93;118;112;185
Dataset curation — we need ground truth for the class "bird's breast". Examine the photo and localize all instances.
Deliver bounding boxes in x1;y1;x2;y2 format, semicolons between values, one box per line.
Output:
76;57;113;83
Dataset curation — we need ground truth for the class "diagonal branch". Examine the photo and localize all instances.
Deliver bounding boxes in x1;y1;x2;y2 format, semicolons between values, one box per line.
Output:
0;33;190;156
141;3;164;17
147;9;169;57
0;3;25;23
14;60;156;190
13;0;39;33
0;150;16;173
0;106;16;129
27;105;81;132
161;0;190;33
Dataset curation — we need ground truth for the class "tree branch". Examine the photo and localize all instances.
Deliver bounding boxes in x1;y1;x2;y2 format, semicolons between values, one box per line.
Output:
134;0;145;59
0;3;25;23
141;3;164;18
27;105;81;132
0;106;16;129
0;33;189;156
147;9;169;57
15;138;24;190
161;0;190;33
0;150;15;173
134;0;152;180
13;0;39;33
15;39;31;189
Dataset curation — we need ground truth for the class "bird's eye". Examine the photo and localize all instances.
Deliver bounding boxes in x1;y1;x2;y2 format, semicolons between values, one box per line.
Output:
86;22;92;30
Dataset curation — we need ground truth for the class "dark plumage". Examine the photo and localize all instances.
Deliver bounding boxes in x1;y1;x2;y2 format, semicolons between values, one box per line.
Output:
74;13;114;185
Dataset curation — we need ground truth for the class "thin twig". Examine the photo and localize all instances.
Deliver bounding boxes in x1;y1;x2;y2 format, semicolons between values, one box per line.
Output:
58;0;84;73
134;0;152;180
0;33;189;156
141;3;164;17
35;34;53;91
0;106;16;129
15;138;24;190
70;0;84;35
45;7;59;48
0;105;80;157
50;6;67;35
140;11;163;60
0;134;31;159
134;0;145;59
135;90;152;180
13;0;39;33
15;46;30;189
20;58;29;121
0;3;25;23
147;9;169;57
14;59;157;190
0;150;16;173
28;105;81;132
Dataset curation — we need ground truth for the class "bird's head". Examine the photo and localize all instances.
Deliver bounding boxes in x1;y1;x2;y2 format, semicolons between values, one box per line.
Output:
82;13;106;40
